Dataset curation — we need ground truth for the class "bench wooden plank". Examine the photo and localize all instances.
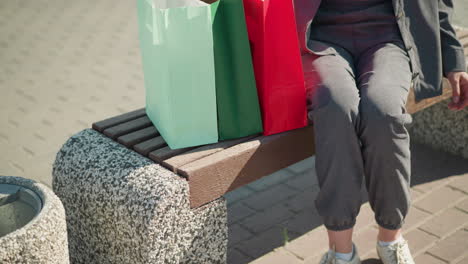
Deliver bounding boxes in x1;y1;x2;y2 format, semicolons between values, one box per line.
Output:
406;78;452;114
161;134;260;172
178;126;315;208
462;35;468;54
458;29;468;41
460;31;468;61
133;137;167;156
103;116;153;139
92;108;146;132
148;146;198;164
117;126;159;147
462;35;468;44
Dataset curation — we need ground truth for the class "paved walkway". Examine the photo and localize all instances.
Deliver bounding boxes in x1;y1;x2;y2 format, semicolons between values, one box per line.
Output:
225;143;468;264
0;0;145;186
0;1;467;263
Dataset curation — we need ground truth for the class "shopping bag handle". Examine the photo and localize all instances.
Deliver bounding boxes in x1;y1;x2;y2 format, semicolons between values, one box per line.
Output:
144;0;162;45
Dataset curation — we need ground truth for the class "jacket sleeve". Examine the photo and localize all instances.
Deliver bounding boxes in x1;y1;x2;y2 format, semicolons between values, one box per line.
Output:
438;0;467;77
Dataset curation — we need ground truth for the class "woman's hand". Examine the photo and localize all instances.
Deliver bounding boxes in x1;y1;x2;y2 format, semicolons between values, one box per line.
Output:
447;71;468;111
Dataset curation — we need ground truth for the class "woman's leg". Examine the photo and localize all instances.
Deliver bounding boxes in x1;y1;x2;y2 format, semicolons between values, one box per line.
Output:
307;43;364;253
378;226;403;242
355;41;413;236
327;228;354;253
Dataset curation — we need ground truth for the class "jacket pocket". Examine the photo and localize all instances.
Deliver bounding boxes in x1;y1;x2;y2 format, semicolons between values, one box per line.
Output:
306;39;338;56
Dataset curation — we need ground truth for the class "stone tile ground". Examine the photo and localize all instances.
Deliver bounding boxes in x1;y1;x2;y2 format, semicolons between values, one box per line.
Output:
225;143;468;263
1;1;467;263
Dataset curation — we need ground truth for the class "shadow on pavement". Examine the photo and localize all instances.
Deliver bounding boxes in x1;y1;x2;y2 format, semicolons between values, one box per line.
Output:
228;140;468;263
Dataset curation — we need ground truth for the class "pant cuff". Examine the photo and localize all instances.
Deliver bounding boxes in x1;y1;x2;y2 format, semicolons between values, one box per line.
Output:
375;217;405;230
323;218;356;231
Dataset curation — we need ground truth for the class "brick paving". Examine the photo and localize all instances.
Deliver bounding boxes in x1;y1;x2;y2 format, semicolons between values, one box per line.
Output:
0;1;467;264
226;142;468;263
0;0;146;186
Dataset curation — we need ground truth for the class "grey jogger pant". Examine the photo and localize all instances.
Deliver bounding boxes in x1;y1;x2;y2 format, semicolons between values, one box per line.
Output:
306;0;413;231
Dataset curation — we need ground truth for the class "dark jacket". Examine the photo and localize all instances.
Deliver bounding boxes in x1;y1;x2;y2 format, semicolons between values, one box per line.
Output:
303;0;467;102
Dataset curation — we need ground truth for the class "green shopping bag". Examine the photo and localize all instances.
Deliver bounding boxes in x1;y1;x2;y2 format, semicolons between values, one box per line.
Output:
136;0;263;149
210;0;263;140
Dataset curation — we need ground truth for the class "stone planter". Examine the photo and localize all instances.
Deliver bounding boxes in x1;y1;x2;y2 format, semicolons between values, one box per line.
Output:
0;176;69;264
52;128;228;264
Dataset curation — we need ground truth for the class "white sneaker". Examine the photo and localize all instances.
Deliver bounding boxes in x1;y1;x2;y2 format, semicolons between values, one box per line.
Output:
376;238;415;264
318;242;361;264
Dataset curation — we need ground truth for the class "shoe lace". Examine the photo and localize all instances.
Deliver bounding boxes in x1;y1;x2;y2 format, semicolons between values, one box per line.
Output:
320;244;337;264
391;240;411;264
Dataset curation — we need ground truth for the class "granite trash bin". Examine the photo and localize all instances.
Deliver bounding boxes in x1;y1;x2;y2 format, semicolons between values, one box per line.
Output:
0;175;69;264
52;128;228;264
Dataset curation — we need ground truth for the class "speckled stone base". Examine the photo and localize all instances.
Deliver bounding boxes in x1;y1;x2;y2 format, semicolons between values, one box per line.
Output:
408;98;468;159
52;128;228;264
0;176;69;264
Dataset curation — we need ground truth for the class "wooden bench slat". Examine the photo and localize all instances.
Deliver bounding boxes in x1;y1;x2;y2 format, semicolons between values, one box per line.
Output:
463;42;468;55
462;39;468;47
459;30;468;66
103;116;153;139
161;134;260;172
460;32;468;55
178;126;315;208
148;146;198;164
117;126;159;147
133;136;167;156
406;79;452;114
458;30;468;41
92;108;146;132
460;30;468;39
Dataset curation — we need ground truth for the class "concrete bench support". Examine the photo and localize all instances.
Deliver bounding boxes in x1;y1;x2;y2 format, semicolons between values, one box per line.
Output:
409;96;468;159
52;129;228;264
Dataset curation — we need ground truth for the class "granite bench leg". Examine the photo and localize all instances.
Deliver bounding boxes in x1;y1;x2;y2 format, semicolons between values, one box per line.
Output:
52;128;228;264
408;97;468;159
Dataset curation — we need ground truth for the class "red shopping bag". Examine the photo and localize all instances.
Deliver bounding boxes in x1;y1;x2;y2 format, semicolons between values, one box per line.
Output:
243;0;308;136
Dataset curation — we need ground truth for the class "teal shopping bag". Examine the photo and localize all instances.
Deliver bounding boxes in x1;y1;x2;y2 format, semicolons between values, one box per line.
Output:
136;0;220;149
